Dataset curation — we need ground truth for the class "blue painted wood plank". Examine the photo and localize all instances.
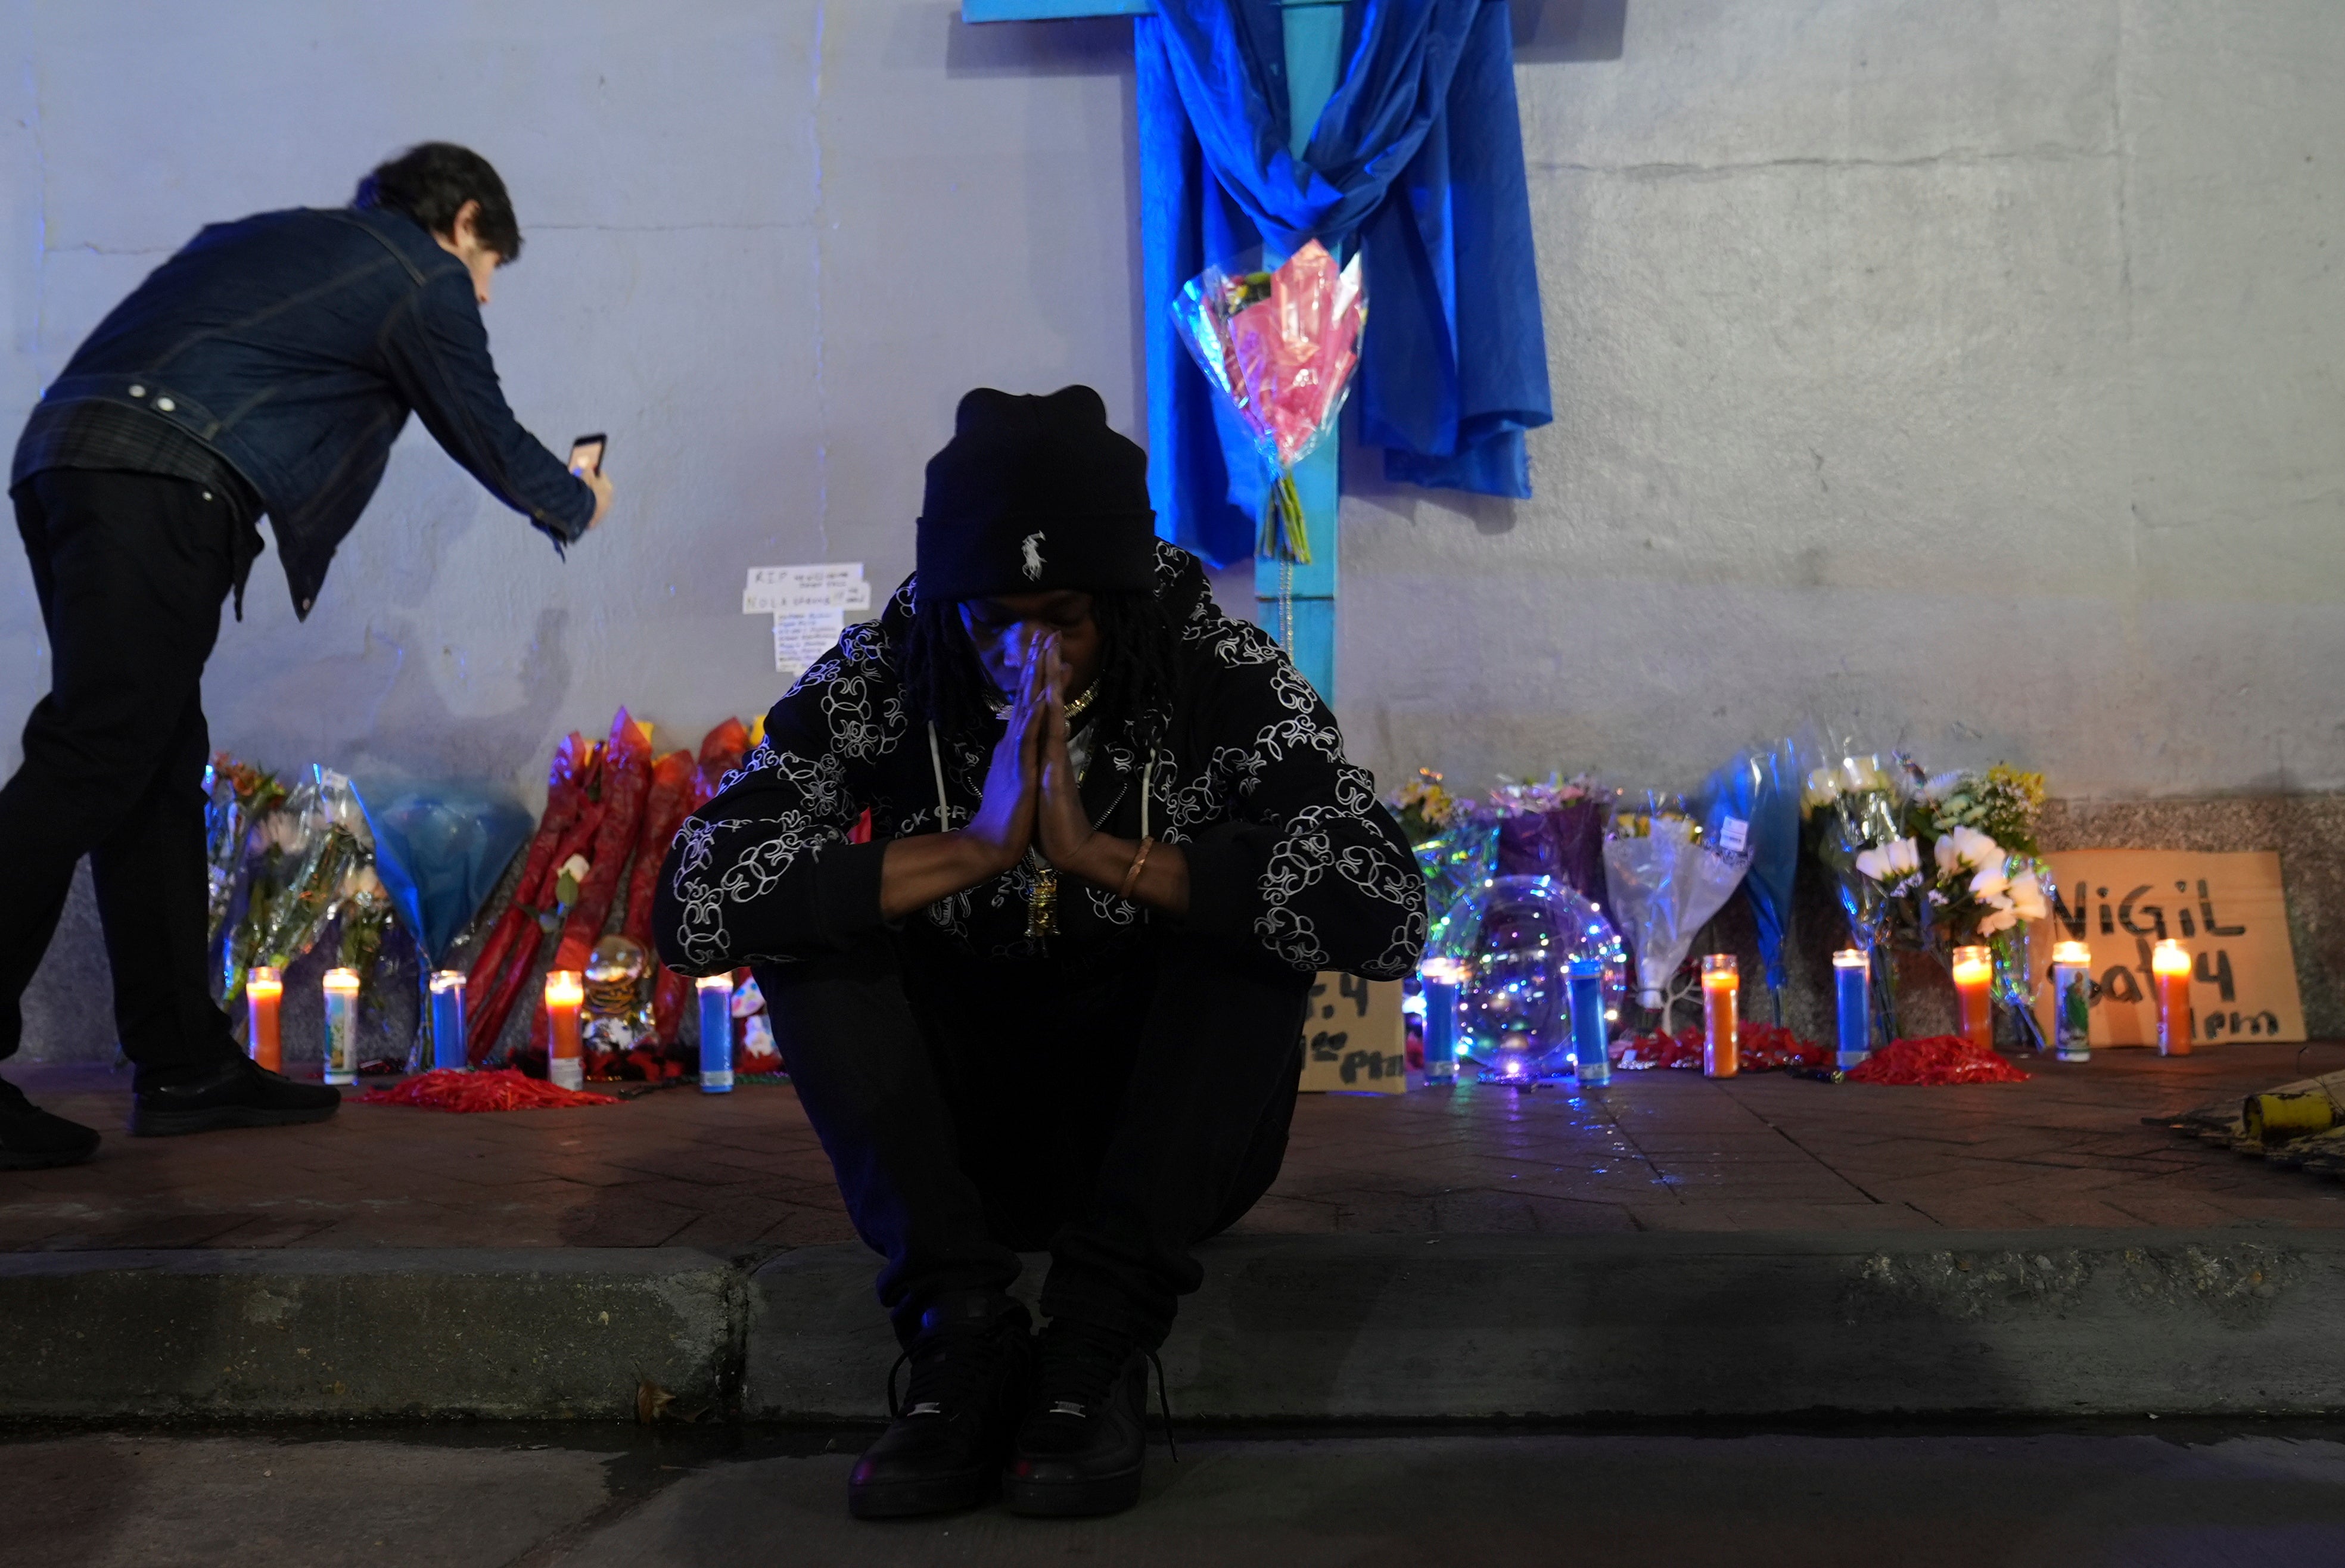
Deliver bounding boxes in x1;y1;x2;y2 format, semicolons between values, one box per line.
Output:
962;0;1152;20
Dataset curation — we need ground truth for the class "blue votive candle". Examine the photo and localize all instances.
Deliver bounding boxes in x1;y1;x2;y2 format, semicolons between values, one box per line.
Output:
698;973;736;1092
1833;948;1871;1069
1419;957;1466;1085
1569;958;1610;1085
430;970;467;1071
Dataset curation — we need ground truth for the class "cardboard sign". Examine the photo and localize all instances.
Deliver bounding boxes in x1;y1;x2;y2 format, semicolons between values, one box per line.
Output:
1298;973;1406;1093
2030;850;2304;1047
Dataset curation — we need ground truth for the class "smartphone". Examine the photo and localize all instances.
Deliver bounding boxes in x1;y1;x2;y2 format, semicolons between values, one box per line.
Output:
569;433;607;477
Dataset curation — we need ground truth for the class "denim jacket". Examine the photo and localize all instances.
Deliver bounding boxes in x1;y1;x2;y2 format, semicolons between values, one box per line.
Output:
23;205;594;618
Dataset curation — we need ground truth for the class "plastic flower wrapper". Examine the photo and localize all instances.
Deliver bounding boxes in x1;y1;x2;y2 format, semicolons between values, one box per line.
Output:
222;766;374;1006
1697;741;1800;1007
1171;238;1365;564
1489;773;1608;909
353;782;536;970
333;861;398;991
1800;749;1912;959
203;753;287;947
1912;764;2054;1050
1386;770;1498;940
1601;794;1748;1028
1456;876;1628;1082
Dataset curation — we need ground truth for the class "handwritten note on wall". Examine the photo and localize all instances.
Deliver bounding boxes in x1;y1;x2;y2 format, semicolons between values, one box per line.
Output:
744;564;870;680
2030;849;2305;1046
1298;973;1406;1094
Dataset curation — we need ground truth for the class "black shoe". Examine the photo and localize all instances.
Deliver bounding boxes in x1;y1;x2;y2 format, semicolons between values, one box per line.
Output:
129;1055;341;1137
1004;1319;1172;1518
847;1293;1034;1520
0;1077;101;1169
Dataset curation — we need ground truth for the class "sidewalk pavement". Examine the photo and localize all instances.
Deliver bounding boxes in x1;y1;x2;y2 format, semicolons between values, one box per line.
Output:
8;1426;2345;1567
0;1043;2333;1252
5;1044;2341;1425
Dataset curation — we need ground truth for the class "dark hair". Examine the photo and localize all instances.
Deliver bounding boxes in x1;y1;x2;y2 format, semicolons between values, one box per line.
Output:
902;590;1182;757
354;142;522;261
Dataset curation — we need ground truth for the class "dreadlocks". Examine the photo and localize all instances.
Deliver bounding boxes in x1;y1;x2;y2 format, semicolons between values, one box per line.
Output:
901;588;1183;756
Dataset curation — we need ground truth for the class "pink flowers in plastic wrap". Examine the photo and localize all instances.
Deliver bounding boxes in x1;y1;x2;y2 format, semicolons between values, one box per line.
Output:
1172;239;1366;563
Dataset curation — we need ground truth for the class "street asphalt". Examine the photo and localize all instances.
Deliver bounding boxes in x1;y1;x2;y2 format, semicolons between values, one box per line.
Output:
6;1423;2345;1566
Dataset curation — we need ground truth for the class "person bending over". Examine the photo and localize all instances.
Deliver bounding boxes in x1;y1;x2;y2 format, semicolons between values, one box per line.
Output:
0;142;612;1166
657;386;1423;1519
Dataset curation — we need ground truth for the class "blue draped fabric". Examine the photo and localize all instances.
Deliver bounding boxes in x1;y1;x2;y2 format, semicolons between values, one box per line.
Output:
1138;0;1553;564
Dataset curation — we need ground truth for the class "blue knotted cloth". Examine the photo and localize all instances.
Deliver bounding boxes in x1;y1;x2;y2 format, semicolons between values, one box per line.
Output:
1138;0;1553;565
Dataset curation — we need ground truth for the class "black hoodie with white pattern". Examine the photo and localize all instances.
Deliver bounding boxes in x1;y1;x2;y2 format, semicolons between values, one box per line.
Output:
654;542;1425;980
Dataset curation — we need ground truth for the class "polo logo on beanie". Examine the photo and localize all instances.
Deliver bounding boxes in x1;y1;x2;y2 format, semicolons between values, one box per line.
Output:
914;385;1158;606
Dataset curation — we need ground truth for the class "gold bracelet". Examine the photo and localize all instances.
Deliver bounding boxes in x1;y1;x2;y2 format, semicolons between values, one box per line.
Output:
1118;836;1156;901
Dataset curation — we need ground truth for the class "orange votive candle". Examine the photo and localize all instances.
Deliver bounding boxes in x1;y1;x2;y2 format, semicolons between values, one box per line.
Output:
545;970;586;1090
1951;944;1995;1054
246;967;282;1073
1702;954;1739;1078
2153;939;2193;1056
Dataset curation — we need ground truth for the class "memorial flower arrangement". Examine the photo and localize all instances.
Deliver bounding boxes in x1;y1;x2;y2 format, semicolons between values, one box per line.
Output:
1171;238;1365;568
203;755;288;945
220;766;378;1007
1602;792;1747;1026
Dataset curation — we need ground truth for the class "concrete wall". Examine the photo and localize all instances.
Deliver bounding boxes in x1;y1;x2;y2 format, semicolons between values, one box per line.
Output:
4;2;2343;1053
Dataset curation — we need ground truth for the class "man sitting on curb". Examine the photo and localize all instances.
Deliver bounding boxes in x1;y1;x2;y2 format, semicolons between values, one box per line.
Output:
657;385;1424;1519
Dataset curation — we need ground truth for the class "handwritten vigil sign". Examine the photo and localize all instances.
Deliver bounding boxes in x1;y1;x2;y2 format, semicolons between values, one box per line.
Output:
2030;850;2304;1047
1298;973;1406;1094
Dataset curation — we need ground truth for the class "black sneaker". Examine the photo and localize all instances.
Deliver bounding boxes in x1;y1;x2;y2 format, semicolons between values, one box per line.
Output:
847;1293;1034;1520
128;1056;341;1137
0;1077;101;1169
1004;1319;1171;1517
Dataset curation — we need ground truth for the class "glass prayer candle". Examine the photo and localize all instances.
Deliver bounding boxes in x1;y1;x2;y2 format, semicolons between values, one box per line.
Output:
1833;949;1871;1069
697;973;735;1093
1951;944;1994;1054
544;970;586;1090
2153;939;2194;1056
322;967;362;1085
1702;954;1739;1079
429;970;467;1071
2051;941;2093;1063
246;967;283;1074
1419;957;1468;1087
1568;958;1609;1086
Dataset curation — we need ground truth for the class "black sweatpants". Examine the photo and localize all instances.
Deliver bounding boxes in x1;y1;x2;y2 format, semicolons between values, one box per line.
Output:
0;469;242;1069
758;928;1313;1349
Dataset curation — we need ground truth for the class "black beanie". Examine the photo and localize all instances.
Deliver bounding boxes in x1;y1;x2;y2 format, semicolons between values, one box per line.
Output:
914;385;1158;606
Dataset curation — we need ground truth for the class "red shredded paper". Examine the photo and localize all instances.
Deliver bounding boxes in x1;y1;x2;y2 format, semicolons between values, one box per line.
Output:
1612;1022;1829;1073
1845;1035;2030;1085
357;1068;620;1113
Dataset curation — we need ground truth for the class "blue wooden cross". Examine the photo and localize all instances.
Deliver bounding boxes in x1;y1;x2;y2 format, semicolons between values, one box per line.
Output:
964;0;1349;701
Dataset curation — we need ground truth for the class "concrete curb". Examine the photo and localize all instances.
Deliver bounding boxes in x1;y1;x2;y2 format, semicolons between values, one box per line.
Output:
0;1248;744;1420
8;1232;2341;1421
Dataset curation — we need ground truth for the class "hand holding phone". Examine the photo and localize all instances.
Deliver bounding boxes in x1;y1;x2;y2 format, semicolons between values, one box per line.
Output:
570;433;612;530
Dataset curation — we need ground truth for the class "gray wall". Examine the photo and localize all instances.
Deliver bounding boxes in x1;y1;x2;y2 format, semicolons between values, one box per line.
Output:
4;0;2341;811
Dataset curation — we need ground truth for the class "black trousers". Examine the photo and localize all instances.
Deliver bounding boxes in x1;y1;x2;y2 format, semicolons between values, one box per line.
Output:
758;928;1312;1349
0;469;242;1069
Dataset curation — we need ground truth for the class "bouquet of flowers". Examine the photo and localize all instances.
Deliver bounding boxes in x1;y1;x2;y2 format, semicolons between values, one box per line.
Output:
1699;741;1801;1011
1489;772;1609;910
1803;752;1913;956
1601;792;1749;1028
203;754;287;946
1386;770;1498;963
222;766;376;1006
1171;238;1365;565
1914;764;2054;1047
